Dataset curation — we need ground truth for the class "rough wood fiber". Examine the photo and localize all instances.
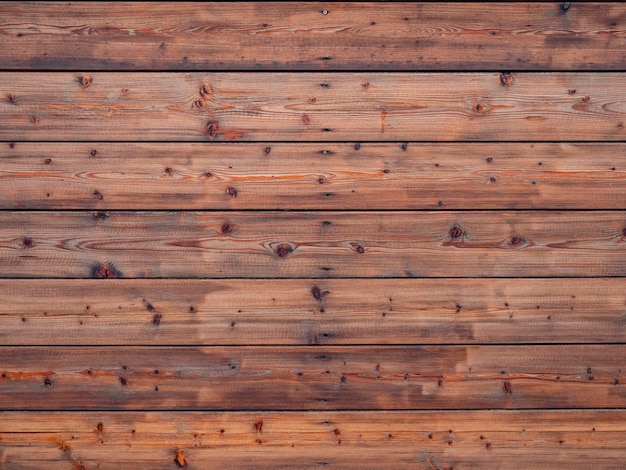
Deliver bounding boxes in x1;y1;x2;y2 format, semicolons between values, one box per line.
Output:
1;2;625;71
0;346;623;410
2;211;626;278
3;142;626;210
2;1;625;468
1;411;625;469
0;279;624;345
2;72;626;141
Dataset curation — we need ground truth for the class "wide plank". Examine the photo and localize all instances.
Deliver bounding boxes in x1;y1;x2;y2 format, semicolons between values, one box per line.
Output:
3;142;626;210
1;2;625;71
0;346;624;410
1;411;625;469
2;211;625;278
1;279;625;345
2;72;626;141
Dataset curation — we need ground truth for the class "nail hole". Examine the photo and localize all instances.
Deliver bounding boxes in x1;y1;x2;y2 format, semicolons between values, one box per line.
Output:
275;243;293;258
449;225;463;239
200;84;212;97
92;262;122;279
221;223;233;235
77;74;92;88
500;72;514;86
206;120;219;138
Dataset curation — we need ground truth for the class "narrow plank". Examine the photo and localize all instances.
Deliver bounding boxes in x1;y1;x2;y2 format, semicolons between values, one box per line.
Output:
0;346;623;410
2;72;626;141
1;411;626;469
1;279;625;345
3;142;626;210
1;2;625;71
2;211;626;278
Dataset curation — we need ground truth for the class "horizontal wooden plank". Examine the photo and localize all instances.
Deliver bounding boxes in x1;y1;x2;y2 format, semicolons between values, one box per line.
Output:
2;211;626;278
3;142;626;210
1;2;625;71
0;346;624;410
1;411;626;469
1;279;625;345
2;72;626;141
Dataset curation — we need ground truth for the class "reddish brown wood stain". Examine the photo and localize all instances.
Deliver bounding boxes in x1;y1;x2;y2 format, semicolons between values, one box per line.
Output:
0;2;625;469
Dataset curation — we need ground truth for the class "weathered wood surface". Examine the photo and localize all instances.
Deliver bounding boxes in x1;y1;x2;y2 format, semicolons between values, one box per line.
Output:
1;411;625;469
2;211;625;278
2;72;626;141
2;2;626;468
3;142;626;210
1;279;625;345
1;2;625;71
0;346;623;410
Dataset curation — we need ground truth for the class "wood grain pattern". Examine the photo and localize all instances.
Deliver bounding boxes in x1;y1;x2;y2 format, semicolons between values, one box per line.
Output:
2;2;626;467
3;142;626;210
2;211;625;278
1;411;625;469
0;345;624;410
1;2;625;71
1;279;625;345
2;72;626;141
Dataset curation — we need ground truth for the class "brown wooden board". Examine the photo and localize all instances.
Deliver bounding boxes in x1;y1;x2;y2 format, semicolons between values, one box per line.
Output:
1;2;625;467
0;345;624;410
2;211;626;278
3;143;626;210
1;2;625;71
2;72;626;141
1;279;624;345
1;411;625;469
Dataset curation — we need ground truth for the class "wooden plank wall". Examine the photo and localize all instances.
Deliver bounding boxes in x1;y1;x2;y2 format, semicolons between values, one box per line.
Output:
1;2;625;468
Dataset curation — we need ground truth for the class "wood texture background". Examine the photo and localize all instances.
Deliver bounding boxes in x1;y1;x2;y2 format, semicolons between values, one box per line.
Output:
1;2;625;469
